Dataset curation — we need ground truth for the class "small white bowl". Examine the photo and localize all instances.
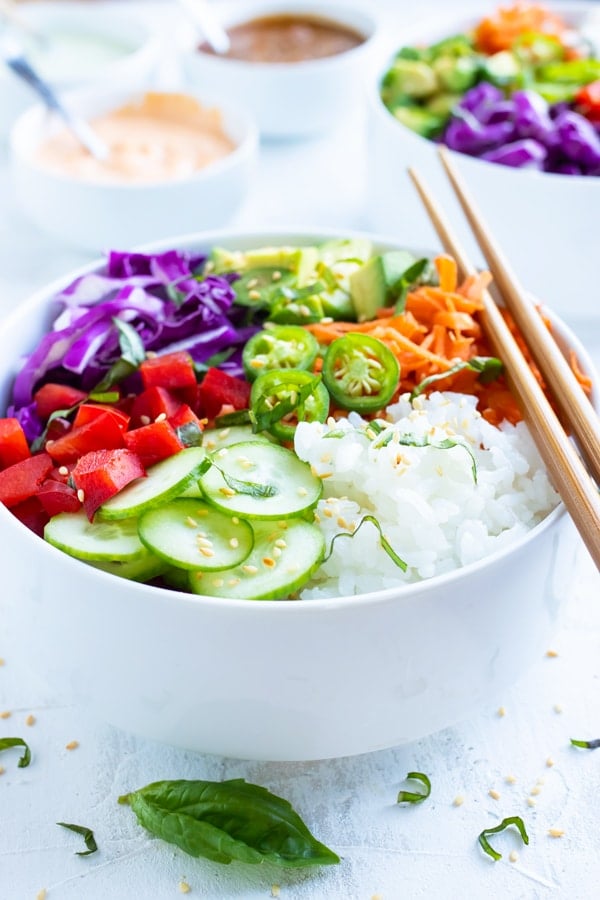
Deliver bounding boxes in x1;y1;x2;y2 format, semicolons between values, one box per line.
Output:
10;88;259;253
0;1;160;140
366;2;600;322
181;0;379;138
0;227;595;761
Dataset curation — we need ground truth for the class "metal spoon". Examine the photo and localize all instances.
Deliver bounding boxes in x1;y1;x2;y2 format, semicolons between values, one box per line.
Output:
1;37;109;161
177;0;230;54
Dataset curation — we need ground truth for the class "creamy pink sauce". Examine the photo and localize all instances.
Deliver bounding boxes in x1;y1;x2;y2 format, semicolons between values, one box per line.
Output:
35;93;236;184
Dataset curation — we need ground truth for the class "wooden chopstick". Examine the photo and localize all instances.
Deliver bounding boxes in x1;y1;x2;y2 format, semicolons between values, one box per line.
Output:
437;145;600;487
407;165;600;570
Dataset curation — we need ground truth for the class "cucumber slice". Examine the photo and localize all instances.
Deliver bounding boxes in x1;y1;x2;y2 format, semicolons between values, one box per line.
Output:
45;511;145;561
199;441;322;519
201;425;272;452
88;552;167;582
138;499;254;571
189;519;325;600
97;447;210;521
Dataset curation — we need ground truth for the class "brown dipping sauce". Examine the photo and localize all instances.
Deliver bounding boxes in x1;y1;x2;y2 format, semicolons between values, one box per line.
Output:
199;13;365;63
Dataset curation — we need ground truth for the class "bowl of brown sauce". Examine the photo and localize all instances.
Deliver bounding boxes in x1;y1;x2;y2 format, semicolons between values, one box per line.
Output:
182;0;379;138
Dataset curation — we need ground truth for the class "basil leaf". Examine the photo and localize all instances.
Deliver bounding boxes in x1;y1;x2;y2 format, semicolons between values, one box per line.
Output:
391;258;431;313
214;409;252;427
0;737;31;768
88;391;120;404
372;429;478;484
397;771;431;804
325;514;407;572
478;816;529;862
119;778;340;868
92;319;146;393
30;407;76;453
410;356;503;401
571;737;600;749
57;822;98;856
215;466;278;499
194;348;236;375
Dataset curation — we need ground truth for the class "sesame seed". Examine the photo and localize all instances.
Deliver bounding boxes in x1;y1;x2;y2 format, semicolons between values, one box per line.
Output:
200;548;214;558
197;537;213;548
263;557;276;568
272;271;282;282
505;774;517;784
530;786;541;796
196;508;209;517
497;706;506;717
211;578;224;588
546;649;559;658
548;828;564;838
219;487;236;497
229;538;239;548
536;777;545;785
140;415;151;425
553;704;563;714
527;798;536;808
204;439;216;450
179;880;191;894
217;448;229;458
250;359;265;368
337;516;349;529
65;740;79;751
154;412;167;423
45;439;54;447
36;890;47;900
248;289;261;300
242;565;258;575
232;516;240;525
185;517;198;528
0;711;11;719
275;539;287;548
58;466;69;476
77;489;85;503
0;658;4;666
227;578;241;587
452;795;464;807
489;789;501;801
0;766;4;776
546;757;555;768
25;714;36;727
323;508;333;518
272;547;282;558
509;851;519;863
320;453;332;464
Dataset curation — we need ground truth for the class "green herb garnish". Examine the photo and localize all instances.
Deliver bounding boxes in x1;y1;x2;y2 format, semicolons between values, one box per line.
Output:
478;816;529;862
250;373;322;433
194;347;235;375
325;514;407;572
397;771;431;804
391;258;431;313
214;409;253;428
371;429;478;483
118;778;339;867
410;356;503;402
216;466;278;499
570;737;600;749
0;737;31;768
57;822;98;856
92;318;146;393
87;391;120;404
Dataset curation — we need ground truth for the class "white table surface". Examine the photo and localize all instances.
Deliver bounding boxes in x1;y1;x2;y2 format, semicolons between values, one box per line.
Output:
1;2;600;898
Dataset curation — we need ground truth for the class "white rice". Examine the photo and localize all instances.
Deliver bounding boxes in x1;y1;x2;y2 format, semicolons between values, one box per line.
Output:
294;391;559;598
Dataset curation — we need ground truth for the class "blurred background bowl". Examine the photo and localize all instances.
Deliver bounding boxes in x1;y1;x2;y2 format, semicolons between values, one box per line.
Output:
181;0;379;139
366;2;600;324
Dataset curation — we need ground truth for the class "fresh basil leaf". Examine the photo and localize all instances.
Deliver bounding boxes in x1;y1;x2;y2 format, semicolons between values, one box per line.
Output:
87;391;120;404
194;348;235;375
478;816;529;862
92;319;146;393
175;421;205;448
214;409;252;427
57;822;98;856
0;737;31;768
372;429;478;483
215;466;278;499
571;737;600;749
30;407;76;453
391;258;431;313
322;430;347;440
118;778;340;868
410;356;503;401
325;514;407;572
397;771;431;804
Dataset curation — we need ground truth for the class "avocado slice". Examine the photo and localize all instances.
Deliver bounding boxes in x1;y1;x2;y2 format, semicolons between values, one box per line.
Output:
209;245;319;285
349;251;417;321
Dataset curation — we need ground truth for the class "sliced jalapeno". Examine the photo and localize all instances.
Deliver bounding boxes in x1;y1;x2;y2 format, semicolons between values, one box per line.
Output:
322;334;400;412
250;369;330;441
242;325;319;382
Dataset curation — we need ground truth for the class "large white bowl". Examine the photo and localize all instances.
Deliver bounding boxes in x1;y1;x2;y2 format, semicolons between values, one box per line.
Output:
366;2;599;322
10;88;258;253
181;0;379;138
0;1;160;140
0;228;593;761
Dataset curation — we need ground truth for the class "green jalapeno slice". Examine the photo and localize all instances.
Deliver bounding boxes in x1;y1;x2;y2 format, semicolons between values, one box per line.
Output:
242;325;319;382
322;334;400;412
250;369;330;441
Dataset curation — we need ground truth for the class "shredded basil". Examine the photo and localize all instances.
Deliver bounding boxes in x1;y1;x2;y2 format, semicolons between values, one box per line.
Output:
87;391;120;404
30;407;76;453
322;429;347;440
118;778;340;867
410;356;503;401
214;409;252;427
397;771;431;804
215;466;278;499
391;258;431;313
371;429;478;483
571;737;600;749
0;737;31;768
325;514;407;572
57;822;98;856
194;348;235;375
92;318;146;392
478;816;529;862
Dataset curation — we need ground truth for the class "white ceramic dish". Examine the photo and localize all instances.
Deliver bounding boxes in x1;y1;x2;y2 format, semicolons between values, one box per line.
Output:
366;2;600;322
10;88;259;253
181;0;379;138
0;227;593;762
0;1;160;140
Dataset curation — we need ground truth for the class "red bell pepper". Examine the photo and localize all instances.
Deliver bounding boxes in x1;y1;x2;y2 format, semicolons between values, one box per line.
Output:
73;403;130;432
123;419;184;467
37;480;82;516
34;383;87;420
10;496;50;537
129;386;182;429
168;403;205;430
71;448;146;520
0;452;53;507
196;368;251;420
46;411;125;465
575;80;600;122
140;351;197;391
0;418;31;469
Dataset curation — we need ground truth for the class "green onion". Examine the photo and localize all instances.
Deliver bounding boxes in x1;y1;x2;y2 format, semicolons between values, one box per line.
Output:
570;737;600;749
478;816;529;861
0;737;31;768
397;772;431;804
57;822;98;856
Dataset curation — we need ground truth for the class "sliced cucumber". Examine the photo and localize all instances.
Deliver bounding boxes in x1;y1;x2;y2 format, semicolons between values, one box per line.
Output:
138;499;254;571
97;447;210;521
45;511;145;561
199;441;322;519
88;552;167;582
189;519;325;600
201;425;272;453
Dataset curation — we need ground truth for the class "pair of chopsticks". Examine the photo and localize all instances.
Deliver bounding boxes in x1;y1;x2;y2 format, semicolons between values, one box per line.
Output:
409;147;600;570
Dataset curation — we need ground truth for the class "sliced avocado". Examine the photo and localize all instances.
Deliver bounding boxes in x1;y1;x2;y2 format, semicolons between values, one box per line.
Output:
426;92;462;117
244;246;319;285
314;239;373;320
433;55;480;93
381;59;438;103
318;238;373;266
392;105;446;138
233;267;295;308
209;246;247;273
349;251;417;322
482;50;519;87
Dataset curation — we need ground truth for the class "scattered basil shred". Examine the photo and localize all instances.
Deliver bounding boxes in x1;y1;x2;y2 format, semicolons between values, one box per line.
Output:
214;409;252;427
397;772;431;804
0;737;31;768
410;356;503;401
571;737;600;749
325;514;407;572
391;258;431;313
478;816;529;862
372;429;478;483
57;822;98;856
118;778;340;867
215;466;278;499
92;318;146;392
30;406;77;453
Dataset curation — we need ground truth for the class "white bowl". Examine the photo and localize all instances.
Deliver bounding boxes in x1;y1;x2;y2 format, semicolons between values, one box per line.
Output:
10;88;259;253
0;227;594;761
181;0;379;138
366;2;600;322
0;1;160;140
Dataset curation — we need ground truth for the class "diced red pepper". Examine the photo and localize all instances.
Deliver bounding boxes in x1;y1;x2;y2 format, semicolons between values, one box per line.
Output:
48;464;74;484
0;452;53;507
73;403;130;432
34;383;87;420
168;403;205;430
46;411;125;465
0;418;31;469
129;386;182;429
140;351;197;391
196;368;251;419
123;419;184;467
37;480;82;516
10;496;50;537
71;448;146;520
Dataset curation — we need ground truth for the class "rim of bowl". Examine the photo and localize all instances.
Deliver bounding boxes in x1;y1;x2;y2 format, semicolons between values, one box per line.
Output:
9;87;259;191
369;0;600;186
184;0;379;71
0;225;594;615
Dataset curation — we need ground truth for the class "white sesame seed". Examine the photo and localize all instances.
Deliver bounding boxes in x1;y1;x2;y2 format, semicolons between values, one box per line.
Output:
140;415;151;425
227;578;241;587
546;757;555;768
219;487;236;497
185;517;198;528
497;706;506;717
25;714;36;727
548;828;564;838
272;271;282;281
246;278;258;288
179;881;191;894
229;538;239;548
505;774;517;785
489;789;501;801
248;289;261;300
527;797;536;808
509;851;518;863
553;704;563;714
0;711;10;719
154;412;167;423
546;649;559;658
530;786;541;796
211;578;224;588
58;466;69;476
452;795;464;807
242;565;258;575
231;516;240;525
199;548;214;558
65;740;79;751
274;539;287;548
77;489;85;503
